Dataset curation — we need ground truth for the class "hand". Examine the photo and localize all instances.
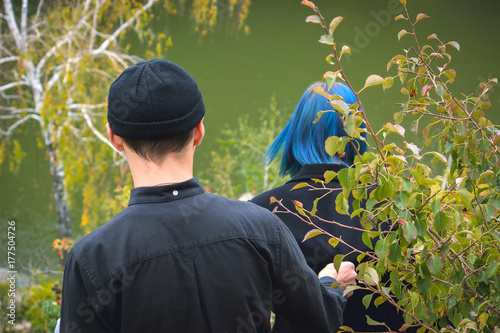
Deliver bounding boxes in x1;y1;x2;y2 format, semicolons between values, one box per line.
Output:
318;261;357;297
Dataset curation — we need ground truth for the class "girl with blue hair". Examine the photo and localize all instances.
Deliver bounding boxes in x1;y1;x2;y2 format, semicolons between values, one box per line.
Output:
251;81;407;332
265;81;367;177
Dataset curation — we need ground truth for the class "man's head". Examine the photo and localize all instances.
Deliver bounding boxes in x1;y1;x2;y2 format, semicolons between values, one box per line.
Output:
106;59;205;164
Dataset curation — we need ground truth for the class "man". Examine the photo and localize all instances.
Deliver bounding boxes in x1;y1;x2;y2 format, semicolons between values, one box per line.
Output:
60;59;356;332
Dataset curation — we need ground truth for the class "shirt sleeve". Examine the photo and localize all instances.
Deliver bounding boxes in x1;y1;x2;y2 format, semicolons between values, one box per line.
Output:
270;215;346;332
59;251;112;333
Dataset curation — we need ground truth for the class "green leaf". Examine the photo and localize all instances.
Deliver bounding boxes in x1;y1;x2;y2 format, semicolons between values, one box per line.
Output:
431;198;441;215
343;285;361;297
383;123;405;137
335;191;349;215
363;74;385;88
374;296;385;307
415;13;430;23
402;221;418;243
363;266;380;286
382;76;394;90
365;315;385;326
478;313;489;330
428;33;439;40
428;152;448;165
436;85;446;96
340;45;351;57
404;142;421;159
410;119;419;136
458;189;472;207
319;34;334;45
390;269;402;299
388;242;402;262
324;71;337;90
333;254;344;272
447;41;460;51
444;69;456;80
305;15;322;24
394;14;405;21
301;0;316;9
339;326;355;333
324;170;337;183
311;86;330;99
362;232;374;250
329;16;344;35
293;200;308;217
344;114;363;138
434;211;453;231
291;182;311;190
329;100;350;117
393;191;409;210
475;204;498;223
398;29;411;40
366;198;377;211
311;197;320;217
329;237;340;248
402;178;412;192
325;136;340;157
427;255;443;275
416;277;431;294
362;294;373;309
337;168;350;189
302;229;323;242
376;180;395;199
485;262;500;279
375;238;389;259
393;111;403;125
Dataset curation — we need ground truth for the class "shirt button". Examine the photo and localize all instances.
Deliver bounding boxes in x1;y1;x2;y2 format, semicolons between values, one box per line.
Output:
173;190;179;196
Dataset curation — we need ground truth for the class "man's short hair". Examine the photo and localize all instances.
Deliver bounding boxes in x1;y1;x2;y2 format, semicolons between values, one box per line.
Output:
121;127;196;164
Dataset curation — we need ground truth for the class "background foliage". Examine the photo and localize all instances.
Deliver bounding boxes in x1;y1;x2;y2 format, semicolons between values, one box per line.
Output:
0;0;252;237
201;96;288;199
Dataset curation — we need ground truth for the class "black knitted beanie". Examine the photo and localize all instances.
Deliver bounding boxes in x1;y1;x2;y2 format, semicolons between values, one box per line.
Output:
107;59;205;139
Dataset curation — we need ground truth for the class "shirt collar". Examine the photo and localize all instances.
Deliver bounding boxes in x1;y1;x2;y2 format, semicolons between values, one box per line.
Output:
128;178;206;206
287;163;347;183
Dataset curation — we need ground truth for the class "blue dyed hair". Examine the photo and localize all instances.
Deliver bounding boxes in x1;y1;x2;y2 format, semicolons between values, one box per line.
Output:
266;81;367;177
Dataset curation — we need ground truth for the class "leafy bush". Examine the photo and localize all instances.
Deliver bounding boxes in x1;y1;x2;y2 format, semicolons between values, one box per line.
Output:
278;1;500;331
19;272;62;332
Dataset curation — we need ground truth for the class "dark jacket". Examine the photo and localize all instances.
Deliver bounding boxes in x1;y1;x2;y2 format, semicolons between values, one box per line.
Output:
60;178;346;333
251;164;407;332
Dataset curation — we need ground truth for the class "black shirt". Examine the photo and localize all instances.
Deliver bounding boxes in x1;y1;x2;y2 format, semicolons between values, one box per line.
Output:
251;164;407;332
60;178;346;332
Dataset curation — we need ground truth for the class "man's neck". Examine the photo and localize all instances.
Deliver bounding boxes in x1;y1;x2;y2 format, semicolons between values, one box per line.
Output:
126;150;194;188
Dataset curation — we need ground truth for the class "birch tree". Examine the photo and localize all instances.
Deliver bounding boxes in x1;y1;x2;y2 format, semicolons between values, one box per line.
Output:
0;0;251;237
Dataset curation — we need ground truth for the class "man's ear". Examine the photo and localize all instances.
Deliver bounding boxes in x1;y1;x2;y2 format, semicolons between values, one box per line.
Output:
106;123;125;152
193;118;205;147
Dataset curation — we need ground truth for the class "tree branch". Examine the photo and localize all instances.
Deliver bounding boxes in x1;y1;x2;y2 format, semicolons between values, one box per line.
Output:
36;33;74;74
34;0;45;23
0;80;30;93
2;0;24;52
91;0;157;55
79;107;125;158
0;106;37;113
0;114;42;138
0;56;19;66
20;0;28;44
